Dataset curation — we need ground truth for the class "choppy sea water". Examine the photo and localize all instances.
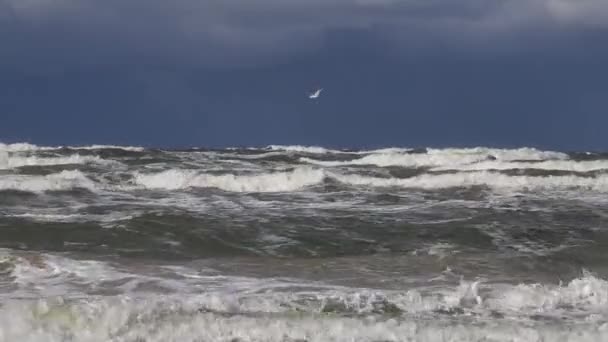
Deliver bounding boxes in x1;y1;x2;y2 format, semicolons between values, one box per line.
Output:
1;142;608;341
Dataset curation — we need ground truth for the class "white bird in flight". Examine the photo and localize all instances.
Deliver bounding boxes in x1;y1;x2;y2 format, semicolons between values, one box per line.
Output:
309;88;323;99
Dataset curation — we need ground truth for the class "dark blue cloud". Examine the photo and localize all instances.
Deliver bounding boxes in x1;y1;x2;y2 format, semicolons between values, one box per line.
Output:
2;0;607;69
1;0;607;150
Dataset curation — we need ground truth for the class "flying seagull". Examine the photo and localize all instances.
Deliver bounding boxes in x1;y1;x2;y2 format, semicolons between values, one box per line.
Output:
309;88;323;99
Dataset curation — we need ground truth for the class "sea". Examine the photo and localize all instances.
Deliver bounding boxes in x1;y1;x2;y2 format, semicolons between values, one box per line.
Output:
1;142;608;341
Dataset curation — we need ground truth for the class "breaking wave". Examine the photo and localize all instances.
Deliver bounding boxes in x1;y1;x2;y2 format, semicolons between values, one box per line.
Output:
267;145;417;155
1;250;608;341
3;250;608;318
336;171;608;191
4;168;608;194
426;147;568;161
431;159;608;172
0;154;112;170
0;142;144;152
0;142;54;152
0;170;98;193
129;168;608;193
267;145;336;154
133;167;326;192
1;302;605;342
301;147;568;168
69;144;144;151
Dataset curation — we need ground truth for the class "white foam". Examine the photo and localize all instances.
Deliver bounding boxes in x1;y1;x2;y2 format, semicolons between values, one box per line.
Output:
229;151;289;160
4;251;608;319
133;167;326;192
0;250;195;299
426;147;568;161
0;154;112;170
5;165;607;195
303;152;485;168
0;170;98;193
5;211;139;225
1;284;608;342
0;252;135;298
487;272;608;314
127;168;608;193
364;147;414;154
0;142;53;152
332;171;608;192
432;159;608;172
2;251;608;341
267;145;334;154
263;145;416;155
0;150;7;168
412;243;458;259
71;144;145;151
302;147;568;168
0;142;144;152
6;213;85;222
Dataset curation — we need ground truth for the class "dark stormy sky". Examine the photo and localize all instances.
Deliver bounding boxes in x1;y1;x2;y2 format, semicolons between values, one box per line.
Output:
1;0;607;150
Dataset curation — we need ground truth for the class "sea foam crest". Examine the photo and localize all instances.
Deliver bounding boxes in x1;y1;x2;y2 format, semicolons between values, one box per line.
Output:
133;169;608;193
486;272;608;313
302;152;486;168
0;142;144;152
267;145;334;154
302;147;568;168
133;167;326;192
0;142;53;152
70;144;145;151
0;154;111;170
432;159;608;172
0;170;98;193
1;274;608;341
426;147;568;161
0;151;6;168
3;251;608;319
1;300;607;342
332;171;608;191
267;145;416;155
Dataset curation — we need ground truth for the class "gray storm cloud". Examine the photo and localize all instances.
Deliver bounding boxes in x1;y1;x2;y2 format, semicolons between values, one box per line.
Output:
1;0;607;68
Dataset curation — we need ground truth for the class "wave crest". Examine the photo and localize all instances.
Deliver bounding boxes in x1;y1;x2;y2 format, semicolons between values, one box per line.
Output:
133;167;326;192
0;154;111;170
0;170;98;193
302;147;569;168
334;171;608;191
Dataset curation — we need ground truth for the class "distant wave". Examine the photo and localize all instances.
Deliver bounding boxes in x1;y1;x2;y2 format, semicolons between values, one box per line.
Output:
68;144;145;151
335;171;608;191
431;159;608;173
2;142;608;194
267;144;415;155
0;143;55;152
0;154;113;170
267;145;337;154
0;142;144;152
301;147;568;168
426;147;568;161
